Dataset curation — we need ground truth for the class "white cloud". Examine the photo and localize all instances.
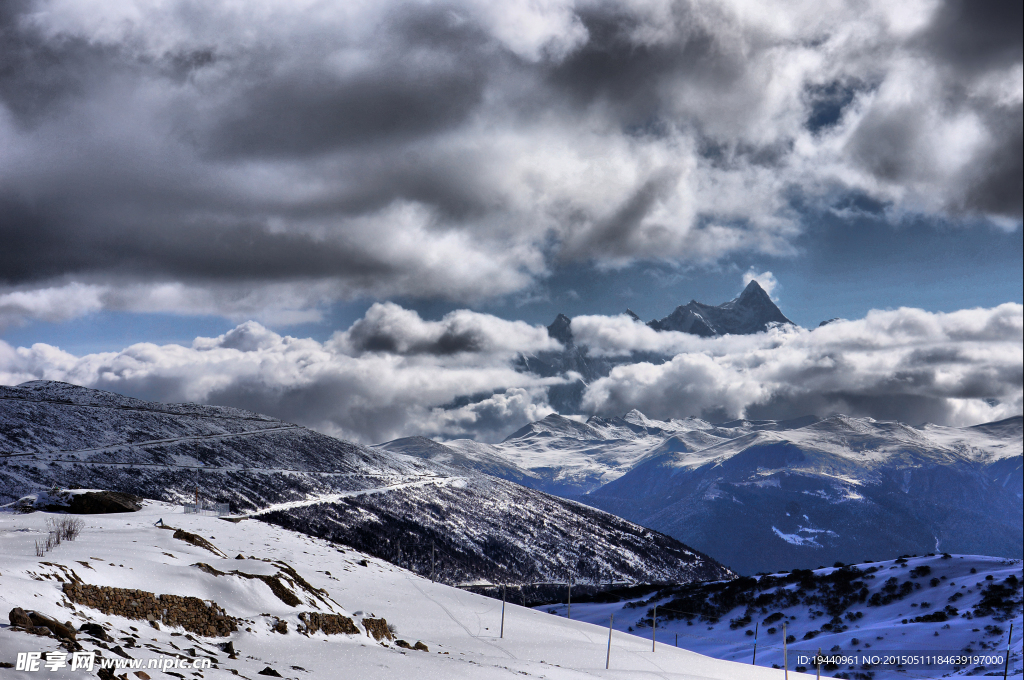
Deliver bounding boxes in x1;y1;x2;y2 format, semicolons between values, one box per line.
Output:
742;269;779;296
332;302;561;357
0;306;566;443
0;280;336;330
0;283;105;328
2;302;1019;442
581;303;1023;426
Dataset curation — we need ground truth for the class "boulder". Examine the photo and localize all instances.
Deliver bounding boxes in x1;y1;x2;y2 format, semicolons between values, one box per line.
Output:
80;622;111;641
8;608;33;628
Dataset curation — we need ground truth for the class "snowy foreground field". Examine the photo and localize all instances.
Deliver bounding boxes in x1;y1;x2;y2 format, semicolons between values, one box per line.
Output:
1;501;813;680
539;556;1023;680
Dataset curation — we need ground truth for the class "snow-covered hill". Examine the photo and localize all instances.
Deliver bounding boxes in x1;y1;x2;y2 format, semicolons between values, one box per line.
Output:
0;502;813;680
0;381;732;586
390;409;1023;574
536;553;1023;680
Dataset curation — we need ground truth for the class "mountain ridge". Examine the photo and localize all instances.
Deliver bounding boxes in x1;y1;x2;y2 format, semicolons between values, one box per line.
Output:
0;380;734;586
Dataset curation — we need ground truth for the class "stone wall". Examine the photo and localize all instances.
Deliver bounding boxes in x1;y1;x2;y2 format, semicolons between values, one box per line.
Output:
62;583;237;637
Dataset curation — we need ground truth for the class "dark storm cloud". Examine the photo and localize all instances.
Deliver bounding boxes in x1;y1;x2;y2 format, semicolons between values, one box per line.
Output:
574;169;681;257
0;0;1021;326
0;196;399;284
917;0;1023;73
842;0;1023;218
962;104;1024;216
206;7;491;159
542;3;736;120
846;111;921;182
0;2;96;126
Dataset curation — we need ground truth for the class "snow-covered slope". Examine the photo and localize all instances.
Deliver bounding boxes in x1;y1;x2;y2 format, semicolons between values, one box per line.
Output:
0;502;812;680
0;381;732;586
537;554;1023;680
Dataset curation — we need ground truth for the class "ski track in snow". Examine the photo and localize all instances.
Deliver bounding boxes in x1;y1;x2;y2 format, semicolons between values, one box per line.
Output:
404;573;518;660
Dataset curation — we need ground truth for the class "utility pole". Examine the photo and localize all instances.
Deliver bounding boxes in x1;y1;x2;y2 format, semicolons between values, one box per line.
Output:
816;646;821;680
606;614;613;669
652;605;657;652
752;622;758;665
567;577;572;620
1004;622;1014;680
431;543;435;582
500;585;505;639
397;539;402;568
783;622;788;680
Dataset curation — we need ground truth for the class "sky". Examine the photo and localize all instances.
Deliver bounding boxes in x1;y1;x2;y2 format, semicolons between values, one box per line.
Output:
1;0;1021;443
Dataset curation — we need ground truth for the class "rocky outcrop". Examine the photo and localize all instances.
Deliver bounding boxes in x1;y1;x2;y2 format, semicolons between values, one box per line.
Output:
395;639;429;651
297;612;359;635
362;617;393;642
163;526;226;557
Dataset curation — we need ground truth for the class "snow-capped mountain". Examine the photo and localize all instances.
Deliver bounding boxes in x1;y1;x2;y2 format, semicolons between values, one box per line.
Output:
647;279;793;335
389;409;1023;575
516;280;795;412
0;380;732;586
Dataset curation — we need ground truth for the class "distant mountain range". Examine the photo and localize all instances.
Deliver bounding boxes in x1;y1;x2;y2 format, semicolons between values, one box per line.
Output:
382;410;1023;575
517;280;794;411
0;380;732;586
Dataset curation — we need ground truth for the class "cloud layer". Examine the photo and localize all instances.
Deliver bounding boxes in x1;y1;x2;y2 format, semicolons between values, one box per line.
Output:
579;303;1023;426
2;302;1019;442
1;0;1020;323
